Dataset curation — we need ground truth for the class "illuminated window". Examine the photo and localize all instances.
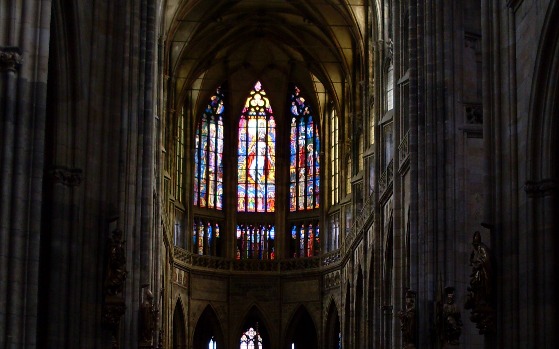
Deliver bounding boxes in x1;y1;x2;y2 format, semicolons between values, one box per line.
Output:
330;107;339;204
289;221;320;258
386;65;394;111
209;337;216;349
240;327;263;349
176;108;185;201
289;85;320;211
237;81;276;213
192;218;221;256
236;224;275;260
194;87;225;209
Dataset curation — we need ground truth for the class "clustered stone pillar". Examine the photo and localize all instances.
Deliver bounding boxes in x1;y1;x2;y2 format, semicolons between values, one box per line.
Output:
0;45;25;349
1;1;52;344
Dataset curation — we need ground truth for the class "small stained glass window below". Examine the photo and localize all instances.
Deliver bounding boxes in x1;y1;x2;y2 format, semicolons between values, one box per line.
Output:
240;326;263;349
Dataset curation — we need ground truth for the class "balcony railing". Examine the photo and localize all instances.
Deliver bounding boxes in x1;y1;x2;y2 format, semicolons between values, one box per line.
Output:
379;159;394;198
398;130;409;168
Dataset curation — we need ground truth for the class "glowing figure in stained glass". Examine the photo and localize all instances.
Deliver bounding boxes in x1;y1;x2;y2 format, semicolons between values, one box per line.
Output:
238;82;276;213
288;85;320;212
194;87;224;210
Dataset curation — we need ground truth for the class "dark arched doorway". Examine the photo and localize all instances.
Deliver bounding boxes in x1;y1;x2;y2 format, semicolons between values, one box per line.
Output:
325;300;341;349
344;282;351;349
172;300;186;349
192;305;224;349
355;267;364;349
237;305;271;349
284;305;318;349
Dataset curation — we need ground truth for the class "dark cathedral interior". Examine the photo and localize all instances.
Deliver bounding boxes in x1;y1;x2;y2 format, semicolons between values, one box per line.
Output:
0;0;558;348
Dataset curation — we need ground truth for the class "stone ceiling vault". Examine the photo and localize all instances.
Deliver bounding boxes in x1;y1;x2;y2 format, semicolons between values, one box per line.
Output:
163;0;367;120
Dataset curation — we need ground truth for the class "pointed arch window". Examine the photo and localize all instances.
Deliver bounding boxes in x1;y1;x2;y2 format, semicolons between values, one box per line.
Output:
237;81;276;213
330;106;339;205
289;86;320;211
176;107;185;202
194;87;225;209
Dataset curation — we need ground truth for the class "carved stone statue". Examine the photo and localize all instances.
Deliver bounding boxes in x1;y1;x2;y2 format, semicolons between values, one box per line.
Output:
465;231;494;334
140;285;158;343
105;229;127;296
441;287;462;346
397;289;416;349
103;228;127;348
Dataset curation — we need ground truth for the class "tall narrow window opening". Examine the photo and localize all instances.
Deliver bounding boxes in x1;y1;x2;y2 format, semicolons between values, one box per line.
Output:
194;87;225;209
176;107;185;201
238;81;276;213
236;224;275;260
330;107;339;205
288;86;320;211
289;221;320;258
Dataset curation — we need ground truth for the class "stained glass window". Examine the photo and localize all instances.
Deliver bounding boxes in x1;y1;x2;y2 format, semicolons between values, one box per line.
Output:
192;218;221;256
236;224;275;260
237;81;276;213
209;337;216;349
194;87;225;209
289;86;320;211
387;65;394;111
289;221;320;258
330;107;339;205
176;108;185;202
328;213;340;252
240;327;263;349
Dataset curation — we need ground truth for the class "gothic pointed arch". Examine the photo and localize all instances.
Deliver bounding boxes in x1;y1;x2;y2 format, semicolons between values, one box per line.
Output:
284;305;318;349
527;0;559;182
173;299;186;349
525;0;559;343
236;81;277;260
355;266;364;349
237;81;276;213
343;282;351;349
192;305;224;349
193;86;225;210
368;247;380;348
237;305;272;349
325;299;341;349
288;84;320;212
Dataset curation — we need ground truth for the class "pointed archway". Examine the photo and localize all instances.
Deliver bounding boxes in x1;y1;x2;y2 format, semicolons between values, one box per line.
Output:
173;300;186;349
284;305;318;349
355;267;364;349
237;305;271;349
325;300;341;349
343;282;351;349
192;305;224;349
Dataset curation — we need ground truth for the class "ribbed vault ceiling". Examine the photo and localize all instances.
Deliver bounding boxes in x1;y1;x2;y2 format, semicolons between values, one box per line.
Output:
164;0;366;118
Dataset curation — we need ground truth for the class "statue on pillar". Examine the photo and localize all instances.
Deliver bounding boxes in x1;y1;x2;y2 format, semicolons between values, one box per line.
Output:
438;286;462;346
397;289;417;349
465;231;494;334
105;228;127;296
140;285;158;345
103;227;127;349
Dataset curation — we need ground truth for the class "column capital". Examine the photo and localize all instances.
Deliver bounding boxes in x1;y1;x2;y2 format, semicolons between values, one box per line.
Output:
525;178;559;197
0;47;23;72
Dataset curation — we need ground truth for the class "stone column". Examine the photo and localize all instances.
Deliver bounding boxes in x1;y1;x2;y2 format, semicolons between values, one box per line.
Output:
0;0;52;346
